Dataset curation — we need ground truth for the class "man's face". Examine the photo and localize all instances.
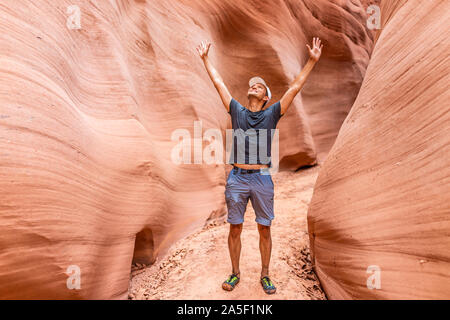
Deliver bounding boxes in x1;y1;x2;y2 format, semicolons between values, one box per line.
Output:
247;83;268;101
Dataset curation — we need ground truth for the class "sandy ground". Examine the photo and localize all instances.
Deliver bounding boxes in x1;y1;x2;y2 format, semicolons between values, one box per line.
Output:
128;165;326;300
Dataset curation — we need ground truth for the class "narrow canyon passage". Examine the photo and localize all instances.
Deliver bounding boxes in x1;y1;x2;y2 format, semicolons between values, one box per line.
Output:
129;166;326;300
1;0;448;300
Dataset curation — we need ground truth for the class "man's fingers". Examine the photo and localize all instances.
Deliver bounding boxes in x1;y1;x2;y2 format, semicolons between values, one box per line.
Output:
306;44;311;51
196;41;211;56
197;45;204;56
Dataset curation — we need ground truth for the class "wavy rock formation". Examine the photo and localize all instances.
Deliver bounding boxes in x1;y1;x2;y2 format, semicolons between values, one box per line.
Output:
0;0;376;299
308;0;450;299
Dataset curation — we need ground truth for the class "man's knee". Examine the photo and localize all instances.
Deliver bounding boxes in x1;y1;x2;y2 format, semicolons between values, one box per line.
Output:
229;223;243;238
257;224;271;239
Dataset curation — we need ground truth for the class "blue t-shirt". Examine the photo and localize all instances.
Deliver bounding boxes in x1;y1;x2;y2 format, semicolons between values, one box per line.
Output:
227;98;283;167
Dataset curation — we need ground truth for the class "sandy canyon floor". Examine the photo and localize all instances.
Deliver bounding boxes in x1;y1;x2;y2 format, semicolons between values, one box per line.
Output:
129;165;326;300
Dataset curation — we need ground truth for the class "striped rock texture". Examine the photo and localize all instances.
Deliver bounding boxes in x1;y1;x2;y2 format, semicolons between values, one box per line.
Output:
308;0;450;299
0;0;376;298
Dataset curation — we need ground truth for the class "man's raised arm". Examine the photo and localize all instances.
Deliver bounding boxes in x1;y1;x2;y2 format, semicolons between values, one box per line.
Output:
280;37;323;116
196;41;232;112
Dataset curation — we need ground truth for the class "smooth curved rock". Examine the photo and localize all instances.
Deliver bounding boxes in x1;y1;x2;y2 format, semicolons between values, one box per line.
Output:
308;0;450;299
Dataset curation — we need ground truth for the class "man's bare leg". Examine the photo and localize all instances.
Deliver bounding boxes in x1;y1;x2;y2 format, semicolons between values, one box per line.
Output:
257;223;272;278
227;223;242;276
223;223;242;290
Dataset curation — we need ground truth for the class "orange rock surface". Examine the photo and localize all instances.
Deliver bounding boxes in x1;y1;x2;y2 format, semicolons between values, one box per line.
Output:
0;0;376;298
308;0;450;299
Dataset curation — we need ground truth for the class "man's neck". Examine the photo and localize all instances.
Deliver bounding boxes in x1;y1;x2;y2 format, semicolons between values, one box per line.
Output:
247;98;264;112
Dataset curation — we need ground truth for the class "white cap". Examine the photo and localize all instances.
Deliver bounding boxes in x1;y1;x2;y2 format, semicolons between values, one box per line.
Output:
249;76;271;106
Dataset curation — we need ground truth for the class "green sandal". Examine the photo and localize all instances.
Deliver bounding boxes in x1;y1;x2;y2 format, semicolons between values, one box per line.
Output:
222;273;240;291
260;276;276;294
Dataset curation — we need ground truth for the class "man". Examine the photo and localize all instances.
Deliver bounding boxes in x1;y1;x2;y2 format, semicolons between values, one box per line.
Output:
196;38;323;294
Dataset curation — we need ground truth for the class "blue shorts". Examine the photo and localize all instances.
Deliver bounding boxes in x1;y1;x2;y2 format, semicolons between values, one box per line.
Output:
224;168;275;226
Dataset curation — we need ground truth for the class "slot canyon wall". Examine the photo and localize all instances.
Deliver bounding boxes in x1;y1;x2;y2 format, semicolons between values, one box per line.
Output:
308;0;450;299
0;0;377;298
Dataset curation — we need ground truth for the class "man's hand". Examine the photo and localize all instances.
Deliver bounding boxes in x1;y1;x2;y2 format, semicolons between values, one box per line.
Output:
196;40;211;60
306;37;323;62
